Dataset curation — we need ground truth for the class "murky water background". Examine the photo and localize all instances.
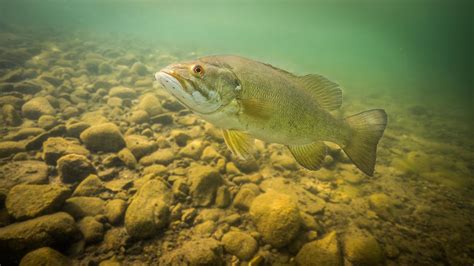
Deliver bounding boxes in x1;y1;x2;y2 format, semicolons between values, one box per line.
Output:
0;0;472;265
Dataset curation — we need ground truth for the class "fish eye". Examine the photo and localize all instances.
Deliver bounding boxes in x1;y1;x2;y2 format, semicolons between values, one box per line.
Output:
192;65;204;75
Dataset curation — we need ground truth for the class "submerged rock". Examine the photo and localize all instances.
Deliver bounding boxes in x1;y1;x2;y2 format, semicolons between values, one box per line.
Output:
125;134;158;159
159;238;223;265
2;104;22;126
233;183;260;210
0;160;49;199
78;216;104;243
139;148;176;166
137;93;162;116
19;247;70;266
222;231;258;261
295;231;342;266
125;179;172;239
57;154;96;184
6;184;70;220
0;141;25;158
80;123;125;152
42;137;89;165
72;174;104;197
21;97;55;120
249;191;301;247
0;212;78;256
343;227;384;265
108;86;136;99
63;196;105;219
104;199;127;225
188;164;221;207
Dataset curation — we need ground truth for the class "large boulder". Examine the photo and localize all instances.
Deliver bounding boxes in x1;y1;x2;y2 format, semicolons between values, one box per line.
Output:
21;97;55;120
80;123;125;152
343;227;384;265
0;212;78;256
222;231;258;261
6;184;70;220
19;247;70;266
57;154;96;184
249;191;301;247
125;178;172;239
295;231;342;266
42;137;90;165
188;164;221;207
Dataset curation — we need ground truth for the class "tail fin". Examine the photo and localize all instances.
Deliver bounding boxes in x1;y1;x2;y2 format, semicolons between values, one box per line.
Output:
342;109;387;176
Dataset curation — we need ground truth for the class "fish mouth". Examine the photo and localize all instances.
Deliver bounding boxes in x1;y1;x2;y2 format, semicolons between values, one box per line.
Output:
155;70;196;110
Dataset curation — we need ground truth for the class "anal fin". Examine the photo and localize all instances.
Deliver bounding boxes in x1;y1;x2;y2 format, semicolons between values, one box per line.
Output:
222;129;255;160
288;141;327;170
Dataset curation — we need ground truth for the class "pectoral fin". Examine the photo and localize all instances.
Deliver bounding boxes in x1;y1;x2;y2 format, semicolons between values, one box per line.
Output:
240;98;274;120
222;129;255;160
288;141;327;170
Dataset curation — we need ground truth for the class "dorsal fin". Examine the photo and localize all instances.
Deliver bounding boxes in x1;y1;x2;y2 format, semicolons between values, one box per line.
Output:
297;74;342;111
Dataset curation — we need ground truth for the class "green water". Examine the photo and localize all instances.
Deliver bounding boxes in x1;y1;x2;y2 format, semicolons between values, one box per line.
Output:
0;0;473;265
2;0;473;106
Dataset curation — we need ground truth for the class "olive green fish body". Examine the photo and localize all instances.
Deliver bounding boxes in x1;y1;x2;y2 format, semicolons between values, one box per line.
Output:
156;55;387;175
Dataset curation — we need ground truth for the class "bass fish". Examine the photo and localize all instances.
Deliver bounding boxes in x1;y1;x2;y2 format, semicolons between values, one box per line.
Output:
155;55;387;175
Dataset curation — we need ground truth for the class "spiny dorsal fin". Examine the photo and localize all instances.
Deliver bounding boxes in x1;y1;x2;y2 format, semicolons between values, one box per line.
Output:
222;129;255;160
297;74;342;111
288;141;327;170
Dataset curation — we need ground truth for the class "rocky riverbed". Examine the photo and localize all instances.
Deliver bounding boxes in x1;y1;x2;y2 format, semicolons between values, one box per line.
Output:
0;28;473;265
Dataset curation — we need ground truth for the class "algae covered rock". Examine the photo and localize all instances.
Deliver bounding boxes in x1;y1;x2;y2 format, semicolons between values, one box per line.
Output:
137;93;162;116
21;96;55;119
57;154;96;184
72;174;104;197
159;238;223;266
125;178;172;239
125;134;158;159
343;227;384;265
42;137;89;165
0;141;25;158
80;122;125;152
108;86;136;99
0;212;78;255
0;160;49;200
222;231;258;261
188;164;221;207
78;216;104;243
139;148;176;166
249;190;301;247
19;247;70;266
104;199;127;225
233;183;260;210
6;184;70;220
63;196;105;219
295;231;342;266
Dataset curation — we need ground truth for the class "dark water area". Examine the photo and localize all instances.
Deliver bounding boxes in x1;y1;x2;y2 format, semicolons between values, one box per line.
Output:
0;0;473;265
